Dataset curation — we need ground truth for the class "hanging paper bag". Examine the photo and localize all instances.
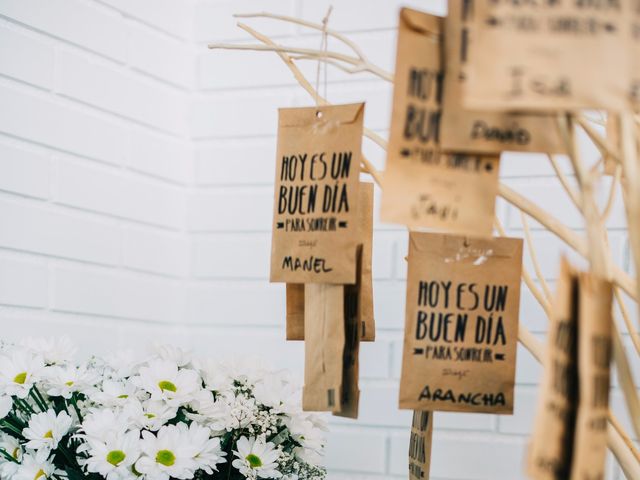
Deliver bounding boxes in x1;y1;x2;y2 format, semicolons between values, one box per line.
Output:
285;183;375;342
527;259;579;480
380;8;499;237
271;103;364;284
570;272;613;480
399;232;523;413
463;0;630;112
409;410;434;480
440;0;567;154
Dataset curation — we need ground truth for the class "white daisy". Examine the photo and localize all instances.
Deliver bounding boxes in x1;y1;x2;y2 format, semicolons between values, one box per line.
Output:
92;379;141;408
103;349;143;379
135;426;198;480
177;422;226;474
124;399;177;432
43;364;97;399
20;336;76;365
0;396;12;419
192;357;234;392
0;349;45;398
135;360;201;407
23;410;73;462
85;430;141;480
0;433;22;462
232;436;282;479
80;408;128;443
12;452;56;480
253;373;299;414
150;344;192;368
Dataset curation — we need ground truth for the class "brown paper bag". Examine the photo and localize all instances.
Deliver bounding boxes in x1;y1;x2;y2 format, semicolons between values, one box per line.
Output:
629;6;640;109
380;8;499;237
399;232;523;413
302;249;362;417
334;249;362;419
286;284;305;340
409;410;434;480
440;0;567;154
570;272;613;480
270;103;364;284
463;0;630;112
302;283;345;412
285;182;376;342
527;260;579;480
358;182;375;341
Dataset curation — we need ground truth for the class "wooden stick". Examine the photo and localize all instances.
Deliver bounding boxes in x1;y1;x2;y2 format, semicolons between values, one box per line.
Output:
576;114;621;165
614;288;640;356
611;320;640;439
521;212;553;301
608;412;640;464
548;154;581;211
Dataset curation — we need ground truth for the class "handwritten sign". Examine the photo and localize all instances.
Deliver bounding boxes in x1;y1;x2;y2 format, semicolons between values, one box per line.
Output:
464;0;630;112
270;104;364;284
440;0;567;154
527;260;579;479
627;0;640;108
399;232;523;413
380;8;499;237
409;411;433;480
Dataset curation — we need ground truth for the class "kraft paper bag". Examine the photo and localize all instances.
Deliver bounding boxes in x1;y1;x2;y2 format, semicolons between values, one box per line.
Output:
302;283;345;412
409;410;433;480
463;0;630;112
302;249;362;417
440;0;567;154
380;8;499;237
570;272;613;480
285;183;376;342
286;284;305;340
527;260;579;480
358;182;375;341
399;232;523;413
271;103;364;284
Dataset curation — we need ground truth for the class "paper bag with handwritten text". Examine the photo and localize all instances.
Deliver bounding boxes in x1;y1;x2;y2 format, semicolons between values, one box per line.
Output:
302;254;361;417
409;411;433;480
285;183;375;341
527;260;579;480
463;0;630;112
570;272;613;480
271;104;364;284
380;8;499;237
399;232;523;413
440;0;567;154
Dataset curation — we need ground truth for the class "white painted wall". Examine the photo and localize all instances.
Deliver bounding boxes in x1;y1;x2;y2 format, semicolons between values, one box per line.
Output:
0;1;636;478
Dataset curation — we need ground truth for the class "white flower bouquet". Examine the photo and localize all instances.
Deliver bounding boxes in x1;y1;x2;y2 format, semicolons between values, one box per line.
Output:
0;338;327;480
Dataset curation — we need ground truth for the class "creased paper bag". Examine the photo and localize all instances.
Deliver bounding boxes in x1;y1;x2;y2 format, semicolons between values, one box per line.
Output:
409;410;433;480
440;0;567;154
285;183;375;342
302;249;362;417
380;8;499;237
271;104;364;284
463;0;630;112
527;260;579;480
399;232;523;413
570;271;613;480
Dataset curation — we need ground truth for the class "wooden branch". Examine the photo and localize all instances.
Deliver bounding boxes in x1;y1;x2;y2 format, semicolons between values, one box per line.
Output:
548;154;581;211
234;12;369;61
614;288;640;356
576;114;621;166
521;212;553;301
612;320;640;439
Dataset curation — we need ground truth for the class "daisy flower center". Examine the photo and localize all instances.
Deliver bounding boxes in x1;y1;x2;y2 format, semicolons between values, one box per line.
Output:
156;449;176;467
158;380;177;392
11;447;19;459
246;453;262;468
65;381;74;387
106;449;126;466
33;469;46;480
117;394;128;399
13;372;27;384
43;430;53;439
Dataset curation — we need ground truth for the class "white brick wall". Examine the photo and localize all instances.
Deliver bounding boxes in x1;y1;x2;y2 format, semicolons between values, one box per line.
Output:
0;1;636;478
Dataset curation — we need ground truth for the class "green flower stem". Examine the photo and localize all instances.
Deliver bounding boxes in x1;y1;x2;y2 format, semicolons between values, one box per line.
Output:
68;394;83;423
13;398;35;415
0;420;24;438
29;390;46;412
32;386;49;411
0;448;18;463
